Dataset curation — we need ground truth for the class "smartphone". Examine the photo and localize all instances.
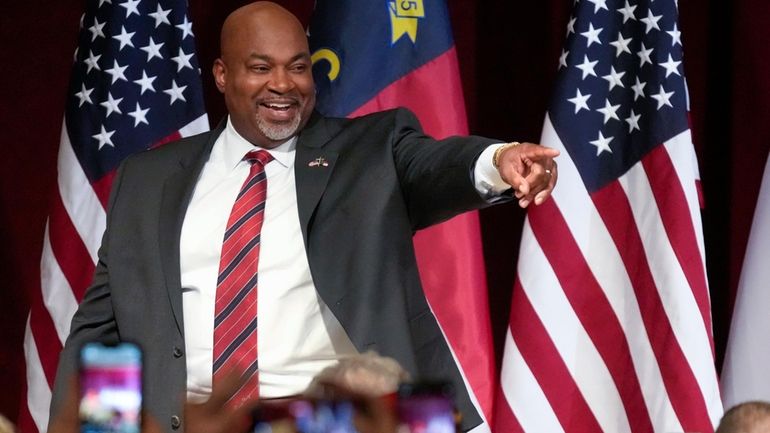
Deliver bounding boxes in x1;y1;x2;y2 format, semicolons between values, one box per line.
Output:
251;398;357;433
396;382;456;433
78;342;142;433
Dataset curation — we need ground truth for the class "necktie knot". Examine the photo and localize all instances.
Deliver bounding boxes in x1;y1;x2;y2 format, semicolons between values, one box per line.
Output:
244;149;273;167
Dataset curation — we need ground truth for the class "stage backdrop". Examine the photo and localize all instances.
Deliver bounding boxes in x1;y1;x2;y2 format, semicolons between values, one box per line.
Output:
1;0;767;424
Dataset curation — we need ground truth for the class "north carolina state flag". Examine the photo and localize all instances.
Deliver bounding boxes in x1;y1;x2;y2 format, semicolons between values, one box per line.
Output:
310;1;495;429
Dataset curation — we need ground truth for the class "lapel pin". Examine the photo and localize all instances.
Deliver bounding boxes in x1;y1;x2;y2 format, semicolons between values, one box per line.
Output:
308;157;329;167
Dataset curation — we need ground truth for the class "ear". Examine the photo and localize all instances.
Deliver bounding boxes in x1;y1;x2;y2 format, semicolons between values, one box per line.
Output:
212;58;226;93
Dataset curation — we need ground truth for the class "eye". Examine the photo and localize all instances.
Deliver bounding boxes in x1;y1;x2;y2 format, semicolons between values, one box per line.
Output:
249;64;270;73
290;63;309;73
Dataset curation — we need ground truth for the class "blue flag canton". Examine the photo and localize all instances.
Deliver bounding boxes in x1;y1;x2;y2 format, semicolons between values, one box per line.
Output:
549;0;688;192
309;0;455;117
66;0;206;182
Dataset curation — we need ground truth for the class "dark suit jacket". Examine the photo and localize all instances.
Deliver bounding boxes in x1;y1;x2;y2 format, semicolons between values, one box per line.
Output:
51;108;499;432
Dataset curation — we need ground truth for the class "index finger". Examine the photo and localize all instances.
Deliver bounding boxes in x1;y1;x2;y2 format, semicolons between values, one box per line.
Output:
519;146;560;160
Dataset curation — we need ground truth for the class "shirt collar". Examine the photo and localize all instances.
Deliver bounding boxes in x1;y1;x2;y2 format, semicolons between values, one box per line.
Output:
222;117;296;170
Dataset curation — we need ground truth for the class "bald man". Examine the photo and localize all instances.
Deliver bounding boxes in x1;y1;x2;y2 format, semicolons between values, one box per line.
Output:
49;2;559;432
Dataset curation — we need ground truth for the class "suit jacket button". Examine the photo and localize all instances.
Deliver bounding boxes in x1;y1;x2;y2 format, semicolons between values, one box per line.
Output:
173;346;183;358
171;415;181;429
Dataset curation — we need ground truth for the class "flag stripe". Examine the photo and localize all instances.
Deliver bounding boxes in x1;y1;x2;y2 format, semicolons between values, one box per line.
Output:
349;47;469;135
17;374;39;433
47;195;96;301
40;223;80;342
493;357;525;433
594;175;712;433
510;279;604;432
57;124;106;261
23;318;52;432
529;200;652;433
622;148;721;425
641;143;713;352
28;303;62;388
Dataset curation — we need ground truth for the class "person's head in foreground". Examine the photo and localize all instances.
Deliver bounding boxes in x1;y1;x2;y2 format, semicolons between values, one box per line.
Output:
717;401;770;433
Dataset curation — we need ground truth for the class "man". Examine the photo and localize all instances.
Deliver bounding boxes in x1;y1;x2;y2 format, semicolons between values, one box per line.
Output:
50;2;559;432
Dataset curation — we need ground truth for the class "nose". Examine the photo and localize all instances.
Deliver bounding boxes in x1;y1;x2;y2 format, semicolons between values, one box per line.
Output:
267;68;294;94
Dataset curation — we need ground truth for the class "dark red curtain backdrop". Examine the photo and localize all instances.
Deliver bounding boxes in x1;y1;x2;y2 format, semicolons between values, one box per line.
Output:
1;0;767;422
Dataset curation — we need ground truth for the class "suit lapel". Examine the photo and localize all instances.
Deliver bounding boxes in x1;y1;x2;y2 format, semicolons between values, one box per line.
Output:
295;113;338;245
158;123;223;337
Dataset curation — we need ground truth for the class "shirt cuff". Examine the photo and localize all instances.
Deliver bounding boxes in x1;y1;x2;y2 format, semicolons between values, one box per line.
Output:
473;143;511;200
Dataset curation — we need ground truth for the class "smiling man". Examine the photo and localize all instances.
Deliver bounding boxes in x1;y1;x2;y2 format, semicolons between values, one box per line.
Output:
214;4;315;147
50;2;559;433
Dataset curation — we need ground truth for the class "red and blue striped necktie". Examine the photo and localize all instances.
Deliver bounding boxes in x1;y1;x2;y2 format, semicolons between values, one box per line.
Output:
213;149;272;405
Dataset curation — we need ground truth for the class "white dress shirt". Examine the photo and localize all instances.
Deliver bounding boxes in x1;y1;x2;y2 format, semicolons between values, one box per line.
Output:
180;118;510;402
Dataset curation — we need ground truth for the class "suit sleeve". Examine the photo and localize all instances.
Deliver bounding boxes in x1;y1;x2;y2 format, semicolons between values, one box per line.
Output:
390;108;499;230
49;162;126;422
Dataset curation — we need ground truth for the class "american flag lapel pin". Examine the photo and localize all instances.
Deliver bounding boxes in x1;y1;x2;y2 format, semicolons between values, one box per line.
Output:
308;157;329;167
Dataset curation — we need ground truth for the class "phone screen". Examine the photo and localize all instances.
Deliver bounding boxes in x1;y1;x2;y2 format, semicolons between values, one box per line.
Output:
396;382;456;433
251;399;357;433
79;342;142;433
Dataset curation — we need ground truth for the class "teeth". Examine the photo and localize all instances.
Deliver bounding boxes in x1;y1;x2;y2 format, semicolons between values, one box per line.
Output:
265;103;291;109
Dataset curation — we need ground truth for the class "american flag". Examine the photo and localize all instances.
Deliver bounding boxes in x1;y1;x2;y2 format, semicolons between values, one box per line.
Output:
19;1;207;432
493;0;722;431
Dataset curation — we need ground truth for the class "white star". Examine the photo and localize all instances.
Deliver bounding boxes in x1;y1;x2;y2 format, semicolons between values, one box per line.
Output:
558;49;569;69
609;32;632;57
88;18;106;41
590;132;613;156
566;16;577;36
98;0;112;6
640;10;662;34
567;89;591;113
659;54;682;77
119;0;141;17
149;4;172;28
112;25;135;50
596;99;621;124
83;50;101;73
92;125;115;149
667;24;682;46
650;84;675;109
100;92;123;117
79;13;85;29
74;84;94;107
141;37;164;61
128;102;150;126
105;60;129;84
626;109;641;132
637;42;654;67
631;77;646;100
133;70;157;94
163;80;187;104
616;0;637;23
587;0;608;13
581;23;603;47
602;66;626;90
171;48;194;72
176;16;194;39
575;55;599;79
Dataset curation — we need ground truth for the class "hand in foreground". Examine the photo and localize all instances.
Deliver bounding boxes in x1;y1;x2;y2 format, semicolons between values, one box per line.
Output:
48;373;255;433
184;372;257;433
495;142;560;208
